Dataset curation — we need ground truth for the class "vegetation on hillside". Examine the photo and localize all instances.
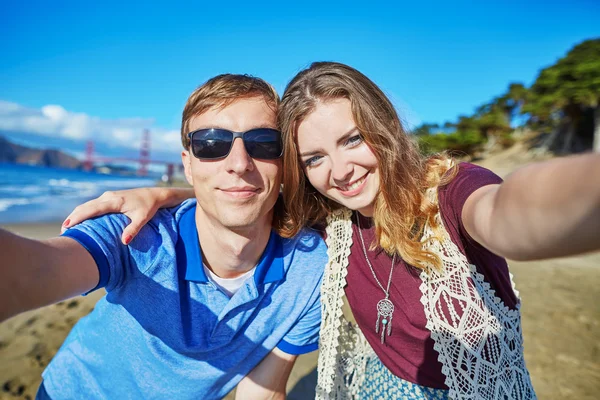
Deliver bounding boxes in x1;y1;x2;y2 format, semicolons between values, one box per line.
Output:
412;38;600;156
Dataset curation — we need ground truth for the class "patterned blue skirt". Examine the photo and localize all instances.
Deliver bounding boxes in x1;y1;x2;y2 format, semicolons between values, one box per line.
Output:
360;357;449;399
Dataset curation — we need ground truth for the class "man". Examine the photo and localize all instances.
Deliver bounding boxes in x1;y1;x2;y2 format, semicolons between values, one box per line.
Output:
0;74;327;399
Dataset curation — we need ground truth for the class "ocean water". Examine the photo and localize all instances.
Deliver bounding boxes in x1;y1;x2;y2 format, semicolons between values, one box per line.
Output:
0;163;156;224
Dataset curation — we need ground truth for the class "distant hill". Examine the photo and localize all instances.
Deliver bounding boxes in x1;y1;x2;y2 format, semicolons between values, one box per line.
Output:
0;135;82;169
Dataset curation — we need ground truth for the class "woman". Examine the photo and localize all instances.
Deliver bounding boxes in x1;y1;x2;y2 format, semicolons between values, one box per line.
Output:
66;62;600;399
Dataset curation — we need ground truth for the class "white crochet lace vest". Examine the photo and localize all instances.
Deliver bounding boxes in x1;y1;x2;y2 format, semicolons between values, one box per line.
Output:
316;197;537;399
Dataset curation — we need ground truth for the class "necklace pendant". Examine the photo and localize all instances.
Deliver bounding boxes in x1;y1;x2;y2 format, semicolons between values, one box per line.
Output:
375;298;394;344
356;213;397;345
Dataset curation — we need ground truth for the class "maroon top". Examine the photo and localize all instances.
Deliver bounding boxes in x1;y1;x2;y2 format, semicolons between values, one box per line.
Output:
344;163;516;389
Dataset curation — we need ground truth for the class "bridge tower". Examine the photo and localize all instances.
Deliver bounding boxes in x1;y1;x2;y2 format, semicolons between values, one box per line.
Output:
83;140;94;171
139;129;150;176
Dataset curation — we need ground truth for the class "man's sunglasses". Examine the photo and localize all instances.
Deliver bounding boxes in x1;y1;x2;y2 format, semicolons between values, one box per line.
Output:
187;128;283;160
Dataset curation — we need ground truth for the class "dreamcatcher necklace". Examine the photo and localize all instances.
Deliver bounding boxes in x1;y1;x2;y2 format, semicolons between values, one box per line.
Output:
356;213;396;344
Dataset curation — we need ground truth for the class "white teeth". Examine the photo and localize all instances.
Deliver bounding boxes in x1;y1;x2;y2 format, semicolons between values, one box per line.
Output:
341;175;366;191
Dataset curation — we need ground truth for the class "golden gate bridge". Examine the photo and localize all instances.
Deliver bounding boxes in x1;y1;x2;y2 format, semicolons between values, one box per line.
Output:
82;129;181;177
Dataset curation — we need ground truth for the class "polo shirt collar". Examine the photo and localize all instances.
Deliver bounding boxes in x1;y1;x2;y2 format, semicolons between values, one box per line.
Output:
176;205;284;285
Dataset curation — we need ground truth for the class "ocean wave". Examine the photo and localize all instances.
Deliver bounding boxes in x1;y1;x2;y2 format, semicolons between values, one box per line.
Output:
48;179;99;197
48;178;155;189
0;185;47;196
0;179;157;202
46;177;156;197
0;164;159;223
0;198;32;212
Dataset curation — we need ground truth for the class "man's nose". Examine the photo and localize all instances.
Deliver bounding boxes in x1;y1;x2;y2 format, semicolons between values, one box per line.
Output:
224;138;254;174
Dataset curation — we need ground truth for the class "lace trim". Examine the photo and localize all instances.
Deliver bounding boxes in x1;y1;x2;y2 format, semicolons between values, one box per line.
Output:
316;208;373;399
419;186;536;399
316;196;537;399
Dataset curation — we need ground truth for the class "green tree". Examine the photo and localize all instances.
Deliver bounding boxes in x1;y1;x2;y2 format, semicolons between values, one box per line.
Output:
474;103;511;139
413;38;599;156
523;39;600;152
412;123;439;137
496;83;529;126
412;118;485;155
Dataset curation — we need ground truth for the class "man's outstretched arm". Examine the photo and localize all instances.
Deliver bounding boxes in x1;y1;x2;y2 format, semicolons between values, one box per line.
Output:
235;347;297;400
0;228;99;322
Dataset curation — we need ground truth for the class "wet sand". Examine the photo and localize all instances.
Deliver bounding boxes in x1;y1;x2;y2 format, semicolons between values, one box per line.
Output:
1;153;599;399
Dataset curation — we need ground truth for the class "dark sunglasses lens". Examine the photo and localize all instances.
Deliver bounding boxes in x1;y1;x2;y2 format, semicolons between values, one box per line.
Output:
244;129;283;159
191;129;233;159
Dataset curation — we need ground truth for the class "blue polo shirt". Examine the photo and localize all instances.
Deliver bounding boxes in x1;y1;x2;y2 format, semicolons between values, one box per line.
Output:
42;200;326;399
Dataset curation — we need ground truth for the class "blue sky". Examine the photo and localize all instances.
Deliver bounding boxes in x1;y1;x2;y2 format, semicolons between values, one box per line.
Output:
1;0;598;162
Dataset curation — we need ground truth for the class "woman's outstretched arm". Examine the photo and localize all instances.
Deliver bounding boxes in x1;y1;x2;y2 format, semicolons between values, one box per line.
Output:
62;187;195;244
462;152;600;261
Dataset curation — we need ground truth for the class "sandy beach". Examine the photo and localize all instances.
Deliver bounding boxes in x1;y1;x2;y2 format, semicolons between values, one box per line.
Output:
1;154;599;399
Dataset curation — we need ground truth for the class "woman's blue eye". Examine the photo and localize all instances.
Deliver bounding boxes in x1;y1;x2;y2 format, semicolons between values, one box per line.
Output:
345;134;363;147
304;155;322;167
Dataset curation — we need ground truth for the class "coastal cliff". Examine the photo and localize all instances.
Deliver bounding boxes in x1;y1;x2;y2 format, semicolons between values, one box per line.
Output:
0;136;81;169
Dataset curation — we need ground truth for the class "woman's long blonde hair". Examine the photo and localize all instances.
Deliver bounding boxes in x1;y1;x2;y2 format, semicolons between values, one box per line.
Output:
279;62;455;271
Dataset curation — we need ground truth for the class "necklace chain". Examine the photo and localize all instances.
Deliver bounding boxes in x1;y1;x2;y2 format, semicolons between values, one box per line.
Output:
356;213;396;344
356;214;396;296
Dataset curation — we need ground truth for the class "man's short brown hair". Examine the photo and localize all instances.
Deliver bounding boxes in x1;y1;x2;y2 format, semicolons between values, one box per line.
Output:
180;74;280;149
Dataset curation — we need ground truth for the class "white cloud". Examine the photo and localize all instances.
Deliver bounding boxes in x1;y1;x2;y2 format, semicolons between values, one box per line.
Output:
62;113;91;139
112;128;135;142
0;100;183;155
158;130;183;146
0;100;23;114
41;105;68;121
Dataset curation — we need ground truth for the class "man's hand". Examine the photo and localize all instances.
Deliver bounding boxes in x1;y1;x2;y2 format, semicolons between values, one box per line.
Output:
235;348;297;400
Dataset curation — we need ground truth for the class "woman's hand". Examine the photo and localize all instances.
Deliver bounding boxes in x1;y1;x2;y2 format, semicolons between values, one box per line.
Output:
62;187;195;244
